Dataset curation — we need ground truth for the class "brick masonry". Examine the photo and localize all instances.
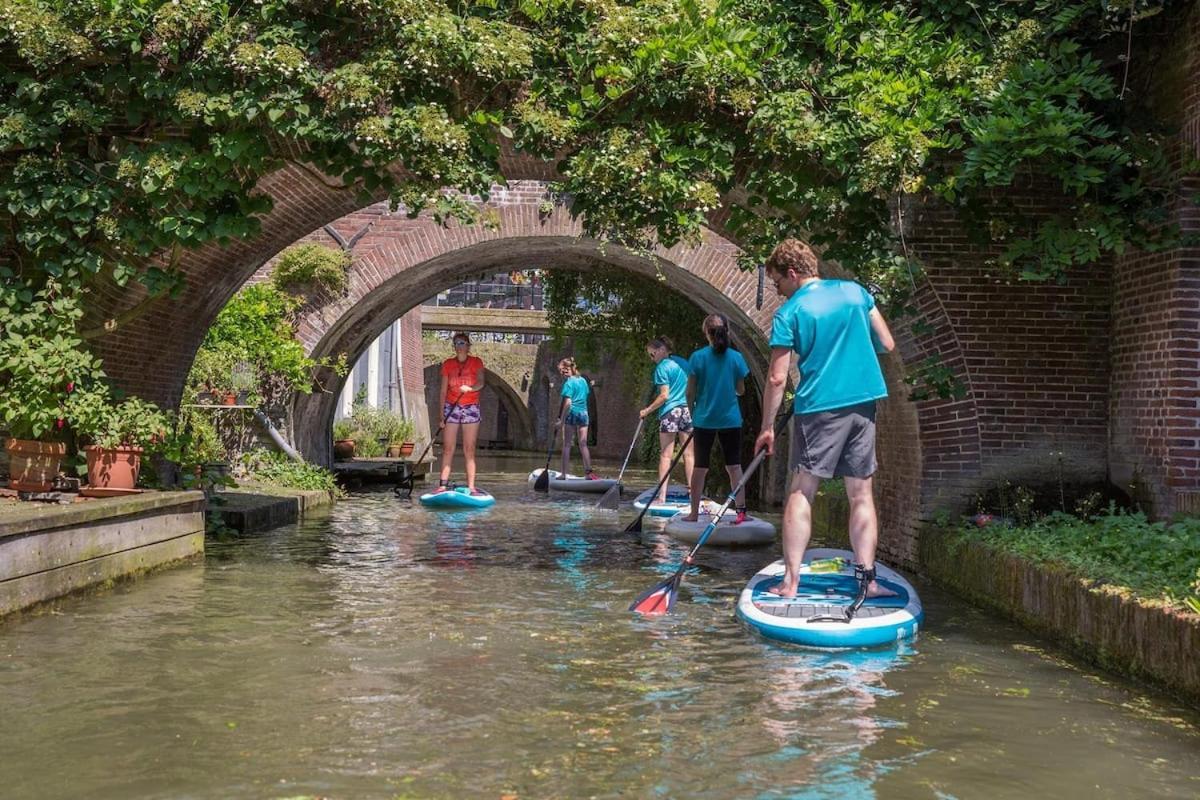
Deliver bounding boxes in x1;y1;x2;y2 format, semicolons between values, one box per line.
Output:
1109;8;1200;518
80;48;1200;567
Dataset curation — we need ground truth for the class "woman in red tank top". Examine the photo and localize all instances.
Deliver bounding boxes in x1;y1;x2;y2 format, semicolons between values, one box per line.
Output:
435;332;487;494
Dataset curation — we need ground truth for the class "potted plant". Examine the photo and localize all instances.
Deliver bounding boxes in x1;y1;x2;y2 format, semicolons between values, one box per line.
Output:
68;384;170;491
0;286;103;492
189;348;237;405
332;418;356;460
230;361;257;405
384;414;416;458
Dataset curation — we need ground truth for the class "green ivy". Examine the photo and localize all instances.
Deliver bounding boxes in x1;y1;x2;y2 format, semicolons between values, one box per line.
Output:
0;0;1191;409
187;283;346;408
272;243;351;296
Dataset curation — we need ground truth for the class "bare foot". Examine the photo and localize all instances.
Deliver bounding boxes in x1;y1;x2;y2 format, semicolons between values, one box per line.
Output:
680;514;698;522
766;579;798;598
866;580;898;599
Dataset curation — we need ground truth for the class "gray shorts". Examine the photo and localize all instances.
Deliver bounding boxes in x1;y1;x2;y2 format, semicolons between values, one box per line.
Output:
790;401;877;479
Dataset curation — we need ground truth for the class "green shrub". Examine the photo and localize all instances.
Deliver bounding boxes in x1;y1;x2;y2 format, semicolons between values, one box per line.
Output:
243;450;343;497
332;418;356;441
961;509;1200;612
67;383;170;450
272;244;350;296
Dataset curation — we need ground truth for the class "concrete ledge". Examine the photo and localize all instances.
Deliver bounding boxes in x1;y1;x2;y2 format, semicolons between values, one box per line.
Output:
920;526;1200;708
216;484;335;533
0;491;205;619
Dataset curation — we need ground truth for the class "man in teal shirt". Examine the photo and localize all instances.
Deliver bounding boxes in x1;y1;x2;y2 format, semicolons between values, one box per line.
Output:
754;239;896;600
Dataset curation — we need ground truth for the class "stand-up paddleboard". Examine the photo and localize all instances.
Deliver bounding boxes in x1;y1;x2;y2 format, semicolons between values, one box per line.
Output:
527;468;618;494
664;509;775;546
737;548;923;648
419;486;496;509
632;485;694;517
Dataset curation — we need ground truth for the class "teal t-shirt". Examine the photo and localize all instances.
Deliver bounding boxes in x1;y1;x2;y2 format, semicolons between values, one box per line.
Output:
769;279;888;414
669;354;691;375
560;375;590;412
688;346;750;429
652;357;689;418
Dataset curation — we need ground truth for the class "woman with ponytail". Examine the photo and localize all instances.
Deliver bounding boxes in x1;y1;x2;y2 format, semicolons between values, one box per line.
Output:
684;314;750;523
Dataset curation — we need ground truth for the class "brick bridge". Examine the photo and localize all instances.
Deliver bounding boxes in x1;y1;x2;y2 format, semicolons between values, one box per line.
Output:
86;11;1200;566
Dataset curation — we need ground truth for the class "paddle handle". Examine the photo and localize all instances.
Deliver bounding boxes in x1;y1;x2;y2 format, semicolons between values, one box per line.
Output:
685;406;794;559
614;417;644;484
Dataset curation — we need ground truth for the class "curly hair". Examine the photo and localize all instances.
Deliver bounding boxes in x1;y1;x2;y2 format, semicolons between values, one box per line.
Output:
764;238;819;279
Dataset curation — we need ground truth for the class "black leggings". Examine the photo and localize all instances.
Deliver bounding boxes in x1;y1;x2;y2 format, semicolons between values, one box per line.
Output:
693;427;742;470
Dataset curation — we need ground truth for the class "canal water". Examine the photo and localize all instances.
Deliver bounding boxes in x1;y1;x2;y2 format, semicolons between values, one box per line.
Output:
1;455;1198;799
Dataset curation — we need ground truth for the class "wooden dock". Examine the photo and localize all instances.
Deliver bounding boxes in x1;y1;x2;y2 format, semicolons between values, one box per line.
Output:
332;458;429;485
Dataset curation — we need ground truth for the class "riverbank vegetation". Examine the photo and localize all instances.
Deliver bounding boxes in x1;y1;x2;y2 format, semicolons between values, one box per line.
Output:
958;510;1200;613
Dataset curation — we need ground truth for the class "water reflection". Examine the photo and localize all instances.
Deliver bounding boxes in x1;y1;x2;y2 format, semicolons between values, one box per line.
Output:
0;456;1196;800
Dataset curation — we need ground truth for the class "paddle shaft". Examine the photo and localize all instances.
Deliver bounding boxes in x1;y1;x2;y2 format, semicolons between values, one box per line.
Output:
534;397;569;491
410;396;462;467
544;397;569;465
613;417;644;484
626;430;694;532
675;407;795;569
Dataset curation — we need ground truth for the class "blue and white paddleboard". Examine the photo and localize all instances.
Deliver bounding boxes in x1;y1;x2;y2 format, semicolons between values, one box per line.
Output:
737;548;923;648
528;468;619;494
632;485;696;517
418;486;496;509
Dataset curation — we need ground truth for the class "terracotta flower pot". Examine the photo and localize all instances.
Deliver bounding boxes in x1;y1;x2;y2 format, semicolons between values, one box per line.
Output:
385;444;402;458
333;439;355;460
5;438;66;492
221;392;238;406
84;445;144;491
399;441;415;458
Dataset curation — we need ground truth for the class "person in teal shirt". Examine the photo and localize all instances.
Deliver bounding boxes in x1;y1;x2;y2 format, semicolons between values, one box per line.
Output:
754;238;896;602
683;315;750;524
556;357;599;479
639;335;694;504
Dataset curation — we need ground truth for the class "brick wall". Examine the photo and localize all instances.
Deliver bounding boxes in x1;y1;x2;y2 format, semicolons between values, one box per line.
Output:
899;194;1113;518
1109;7;1200;516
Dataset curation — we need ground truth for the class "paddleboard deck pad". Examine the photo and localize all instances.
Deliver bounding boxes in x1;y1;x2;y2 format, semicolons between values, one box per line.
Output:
527;469;618;494
737;548;923;648
419;486;496;508
664;511;775;546
632;485;695;517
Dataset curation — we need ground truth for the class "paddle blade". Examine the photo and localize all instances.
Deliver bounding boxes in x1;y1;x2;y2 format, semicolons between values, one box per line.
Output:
533;468;550;493
596;482;621;510
629;572;680;615
623;512;645;534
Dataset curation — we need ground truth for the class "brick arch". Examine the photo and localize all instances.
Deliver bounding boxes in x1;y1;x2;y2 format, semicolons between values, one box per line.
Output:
287;196;777;463
85;157;984;567
276;190;939;564
421;362;535;451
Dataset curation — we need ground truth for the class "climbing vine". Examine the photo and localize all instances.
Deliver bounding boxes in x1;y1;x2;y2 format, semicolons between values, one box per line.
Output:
0;0;1192;428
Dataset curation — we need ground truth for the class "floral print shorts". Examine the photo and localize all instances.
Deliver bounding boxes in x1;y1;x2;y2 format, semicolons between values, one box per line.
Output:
659;405;693;434
444;403;481;425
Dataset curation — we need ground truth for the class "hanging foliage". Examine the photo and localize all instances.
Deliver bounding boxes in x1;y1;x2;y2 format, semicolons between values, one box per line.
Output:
0;0;1191;425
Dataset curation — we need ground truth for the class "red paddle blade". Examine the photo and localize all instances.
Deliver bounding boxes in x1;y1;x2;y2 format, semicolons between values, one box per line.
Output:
629;573;680;615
